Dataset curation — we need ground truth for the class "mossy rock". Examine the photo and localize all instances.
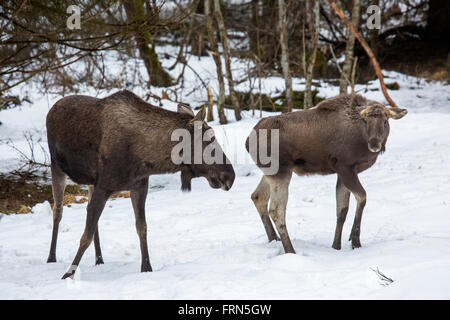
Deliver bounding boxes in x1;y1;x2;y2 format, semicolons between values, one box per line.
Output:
224;91;280;112
218;90;324;113
274;90;324;110
386;82;400;90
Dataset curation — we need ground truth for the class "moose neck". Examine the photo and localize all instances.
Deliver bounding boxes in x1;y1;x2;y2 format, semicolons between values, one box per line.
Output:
106;104;193;176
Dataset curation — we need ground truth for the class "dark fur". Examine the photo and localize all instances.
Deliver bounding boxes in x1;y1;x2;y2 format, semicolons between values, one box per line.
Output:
46;90;235;278
246;93;406;253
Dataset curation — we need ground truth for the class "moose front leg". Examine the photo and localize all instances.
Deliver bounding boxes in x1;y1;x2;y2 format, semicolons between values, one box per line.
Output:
336;166;367;249
62;187;110;279
332;177;350;250
267;173;295;254
131;178;152;272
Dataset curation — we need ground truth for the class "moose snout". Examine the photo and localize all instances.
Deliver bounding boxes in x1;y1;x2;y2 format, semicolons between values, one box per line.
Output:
368;138;382;153
220;166;235;191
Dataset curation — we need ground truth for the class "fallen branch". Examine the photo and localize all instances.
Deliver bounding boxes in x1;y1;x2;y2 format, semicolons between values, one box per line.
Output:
328;1;402;110
370;267;394;286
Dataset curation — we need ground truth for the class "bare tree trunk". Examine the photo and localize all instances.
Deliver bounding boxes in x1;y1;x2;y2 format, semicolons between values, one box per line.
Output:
207;87;214;121
213;0;241;121
339;0;360;94
251;0;263;118
369;0;379;59
257;56;263;118
189;0;208;57
249;0;260;56
123;0;172;87
205;0;227;124
278;0;293;113
303;0;320;109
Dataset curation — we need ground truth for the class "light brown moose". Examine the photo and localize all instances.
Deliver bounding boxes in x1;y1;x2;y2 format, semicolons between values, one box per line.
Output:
46;90;235;279
246;93;407;253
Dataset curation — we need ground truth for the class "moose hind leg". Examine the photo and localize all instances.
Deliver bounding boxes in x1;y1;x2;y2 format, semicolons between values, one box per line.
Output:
332;177;350;250
89;185;104;265
131;178;152;272
62;187;110;279
337;166;366;249
267;173;295;254
251;176;279;242
47;163;67;263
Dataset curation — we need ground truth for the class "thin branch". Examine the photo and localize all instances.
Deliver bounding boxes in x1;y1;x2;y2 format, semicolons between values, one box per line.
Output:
329;44;351;87
0;0;28;35
328;0;402;109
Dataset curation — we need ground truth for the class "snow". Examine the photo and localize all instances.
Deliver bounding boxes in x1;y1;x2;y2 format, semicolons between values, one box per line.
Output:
1;46;450;299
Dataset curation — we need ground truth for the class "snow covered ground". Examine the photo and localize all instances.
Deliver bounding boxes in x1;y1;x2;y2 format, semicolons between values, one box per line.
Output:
0;49;449;299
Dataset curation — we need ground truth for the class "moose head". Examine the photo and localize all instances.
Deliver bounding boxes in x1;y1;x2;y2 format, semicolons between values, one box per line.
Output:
175;104;235;192
359;104;407;153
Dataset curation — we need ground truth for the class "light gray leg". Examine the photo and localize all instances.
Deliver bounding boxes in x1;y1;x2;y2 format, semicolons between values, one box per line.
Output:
251;176;279;242
267;172;295;254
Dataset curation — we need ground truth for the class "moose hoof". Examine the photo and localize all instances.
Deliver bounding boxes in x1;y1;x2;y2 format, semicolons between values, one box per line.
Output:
332;243;341;250
351;239;362;249
61;272;75;280
141;259;152;272
283;247;296;254
268;235;280;242
47;256;56;263
95;257;104;265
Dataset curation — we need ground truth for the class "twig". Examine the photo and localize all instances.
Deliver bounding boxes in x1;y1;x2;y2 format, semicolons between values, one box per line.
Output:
329;44;352;87
328;1;401;108
3;130;51;172
370;267;394;286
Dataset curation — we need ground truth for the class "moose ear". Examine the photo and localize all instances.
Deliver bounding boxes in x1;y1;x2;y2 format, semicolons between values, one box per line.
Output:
177;103;195;117
386;107;408;120
191;106;206;123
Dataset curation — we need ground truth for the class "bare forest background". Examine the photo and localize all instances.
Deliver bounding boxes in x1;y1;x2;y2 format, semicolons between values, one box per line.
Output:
0;0;449;213
0;0;449;122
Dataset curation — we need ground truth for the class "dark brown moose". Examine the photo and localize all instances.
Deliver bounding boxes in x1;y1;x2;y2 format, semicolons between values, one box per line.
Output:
246;93;407;253
46;90;235;279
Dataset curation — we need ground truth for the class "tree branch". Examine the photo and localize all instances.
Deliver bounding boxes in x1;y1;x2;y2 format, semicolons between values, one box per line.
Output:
328;1;401;109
